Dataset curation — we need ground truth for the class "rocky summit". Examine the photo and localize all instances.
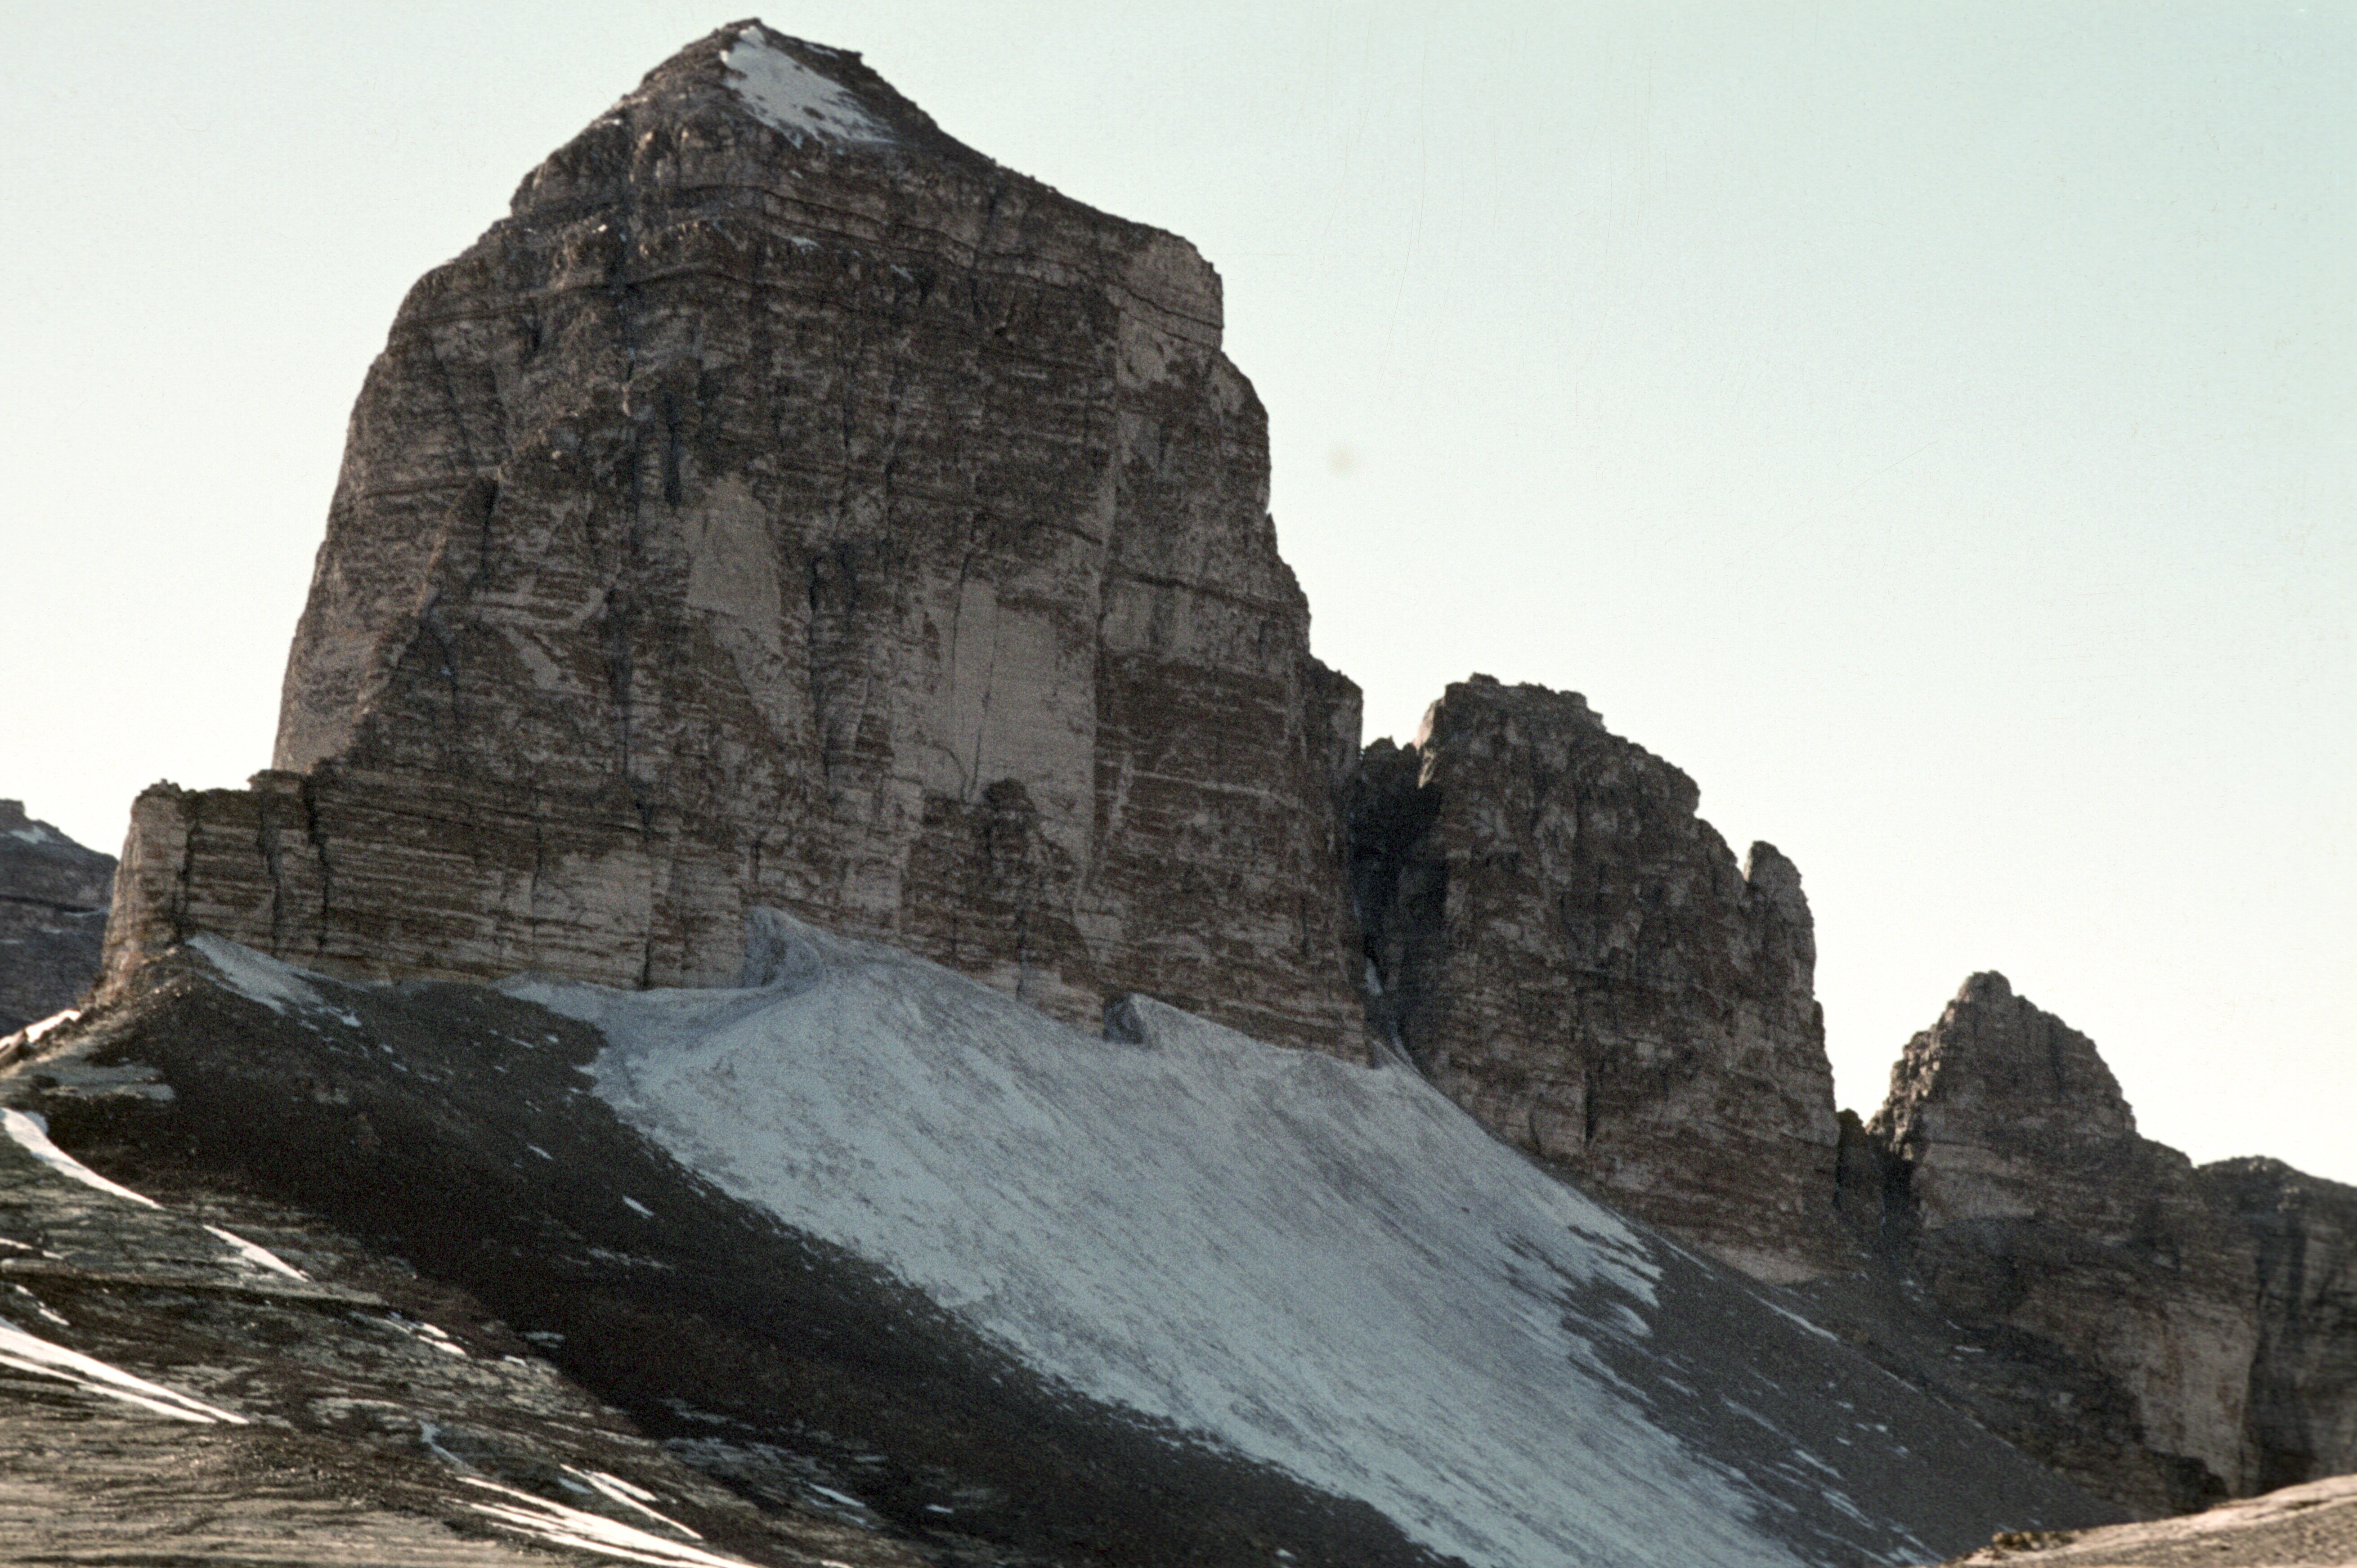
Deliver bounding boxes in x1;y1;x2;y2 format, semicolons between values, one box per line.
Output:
0;801;113;1036
1795;972;2357;1519
1351;677;1846;1283
103;21;1363;1057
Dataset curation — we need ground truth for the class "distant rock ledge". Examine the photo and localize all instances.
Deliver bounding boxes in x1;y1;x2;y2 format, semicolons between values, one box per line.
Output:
0;799;114;1035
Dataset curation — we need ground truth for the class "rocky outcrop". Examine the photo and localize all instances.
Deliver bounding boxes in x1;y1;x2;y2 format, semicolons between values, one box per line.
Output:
101;22;1362;1056
2196;1158;2357;1492
1860;974;2264;1514
0;800;114;1034
1349;676;1847;1283
1926;1471;2357;1568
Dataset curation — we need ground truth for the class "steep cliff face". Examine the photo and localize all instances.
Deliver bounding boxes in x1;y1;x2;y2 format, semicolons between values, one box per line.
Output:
0;801;114;1034
102;23;1362;1054
1864;973;2262;1514
2196;1157;2357;1493
1350;677;1847;1283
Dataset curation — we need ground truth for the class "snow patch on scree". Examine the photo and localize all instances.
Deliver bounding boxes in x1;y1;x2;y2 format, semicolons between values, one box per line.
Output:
514;915;1812;1568
0;1319;246;1425
189;933;320;1015
721;28;892;146
460;1476;755;1568
1;1008;79;1058
190;933;361;1026
202;1224;308;1281
3;1108;159;1208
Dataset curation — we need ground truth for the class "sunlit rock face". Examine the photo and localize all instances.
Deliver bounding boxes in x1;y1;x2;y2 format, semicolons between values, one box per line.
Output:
1348;676;1849;1284
102;22;1363;1054
0;801;113;1035
1868;973;2263;1514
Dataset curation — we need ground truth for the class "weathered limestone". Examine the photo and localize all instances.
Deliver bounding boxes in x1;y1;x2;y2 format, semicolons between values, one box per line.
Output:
1867;973;2263;1513
0;801;114;1034
2196;1157;2357;1494
1349;676;1848;1283
102;23;1363;1055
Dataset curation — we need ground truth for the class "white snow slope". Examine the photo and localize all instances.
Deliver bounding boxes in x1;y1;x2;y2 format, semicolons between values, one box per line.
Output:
514;913;1876;1568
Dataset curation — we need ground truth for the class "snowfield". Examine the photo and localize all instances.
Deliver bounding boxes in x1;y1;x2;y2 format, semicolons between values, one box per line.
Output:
720;27;893;148
511;912;1894;1568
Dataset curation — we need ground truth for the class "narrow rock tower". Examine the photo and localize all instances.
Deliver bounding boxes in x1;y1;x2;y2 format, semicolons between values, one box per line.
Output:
1349;677;1848;1281
1869;973;2260;1512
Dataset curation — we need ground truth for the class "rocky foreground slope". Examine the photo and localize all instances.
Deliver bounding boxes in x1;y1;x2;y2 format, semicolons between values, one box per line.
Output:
1927;1472;2357;1568
4;933;2111;1567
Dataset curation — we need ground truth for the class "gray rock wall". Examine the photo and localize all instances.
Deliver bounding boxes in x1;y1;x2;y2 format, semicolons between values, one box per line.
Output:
103;24;1363;1057
0;800;113;1034
1349;676;1848;1283
1857;973;2321;1514
2196;1158;2357;1493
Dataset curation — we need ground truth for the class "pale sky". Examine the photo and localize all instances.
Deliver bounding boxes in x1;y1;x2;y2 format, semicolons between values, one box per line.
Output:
3;3;2349;1181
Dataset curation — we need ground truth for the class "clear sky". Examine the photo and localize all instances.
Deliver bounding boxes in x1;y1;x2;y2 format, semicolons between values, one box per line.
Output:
4;3;2349;1180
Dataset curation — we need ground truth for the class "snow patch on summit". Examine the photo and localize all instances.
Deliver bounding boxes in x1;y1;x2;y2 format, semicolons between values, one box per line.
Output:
721;30;892;147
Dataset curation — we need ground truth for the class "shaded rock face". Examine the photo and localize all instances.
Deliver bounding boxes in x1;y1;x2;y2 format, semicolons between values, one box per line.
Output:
0;801;114;1034
102;23;1362;1055
1860;973;2263;1514
2196;1158;2357;1493
1349;676;1847;1283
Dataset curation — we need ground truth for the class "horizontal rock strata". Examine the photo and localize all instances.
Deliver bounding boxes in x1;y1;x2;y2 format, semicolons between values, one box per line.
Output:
0;800;113;1035
102;23;1362;1055
1349;676;1847;1282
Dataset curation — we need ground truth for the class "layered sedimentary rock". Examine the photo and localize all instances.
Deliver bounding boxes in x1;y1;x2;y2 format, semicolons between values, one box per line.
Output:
1864;973;2263;1514
2196;1157;2357;1493
0;800;114;1034
1349;676;1847;1282
102;23;1362;1054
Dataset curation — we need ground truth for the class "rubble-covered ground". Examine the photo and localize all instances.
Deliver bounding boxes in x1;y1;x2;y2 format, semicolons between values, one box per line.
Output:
2;928;2120;1567
0;1084;910;1567
1927;1472;2357;1567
